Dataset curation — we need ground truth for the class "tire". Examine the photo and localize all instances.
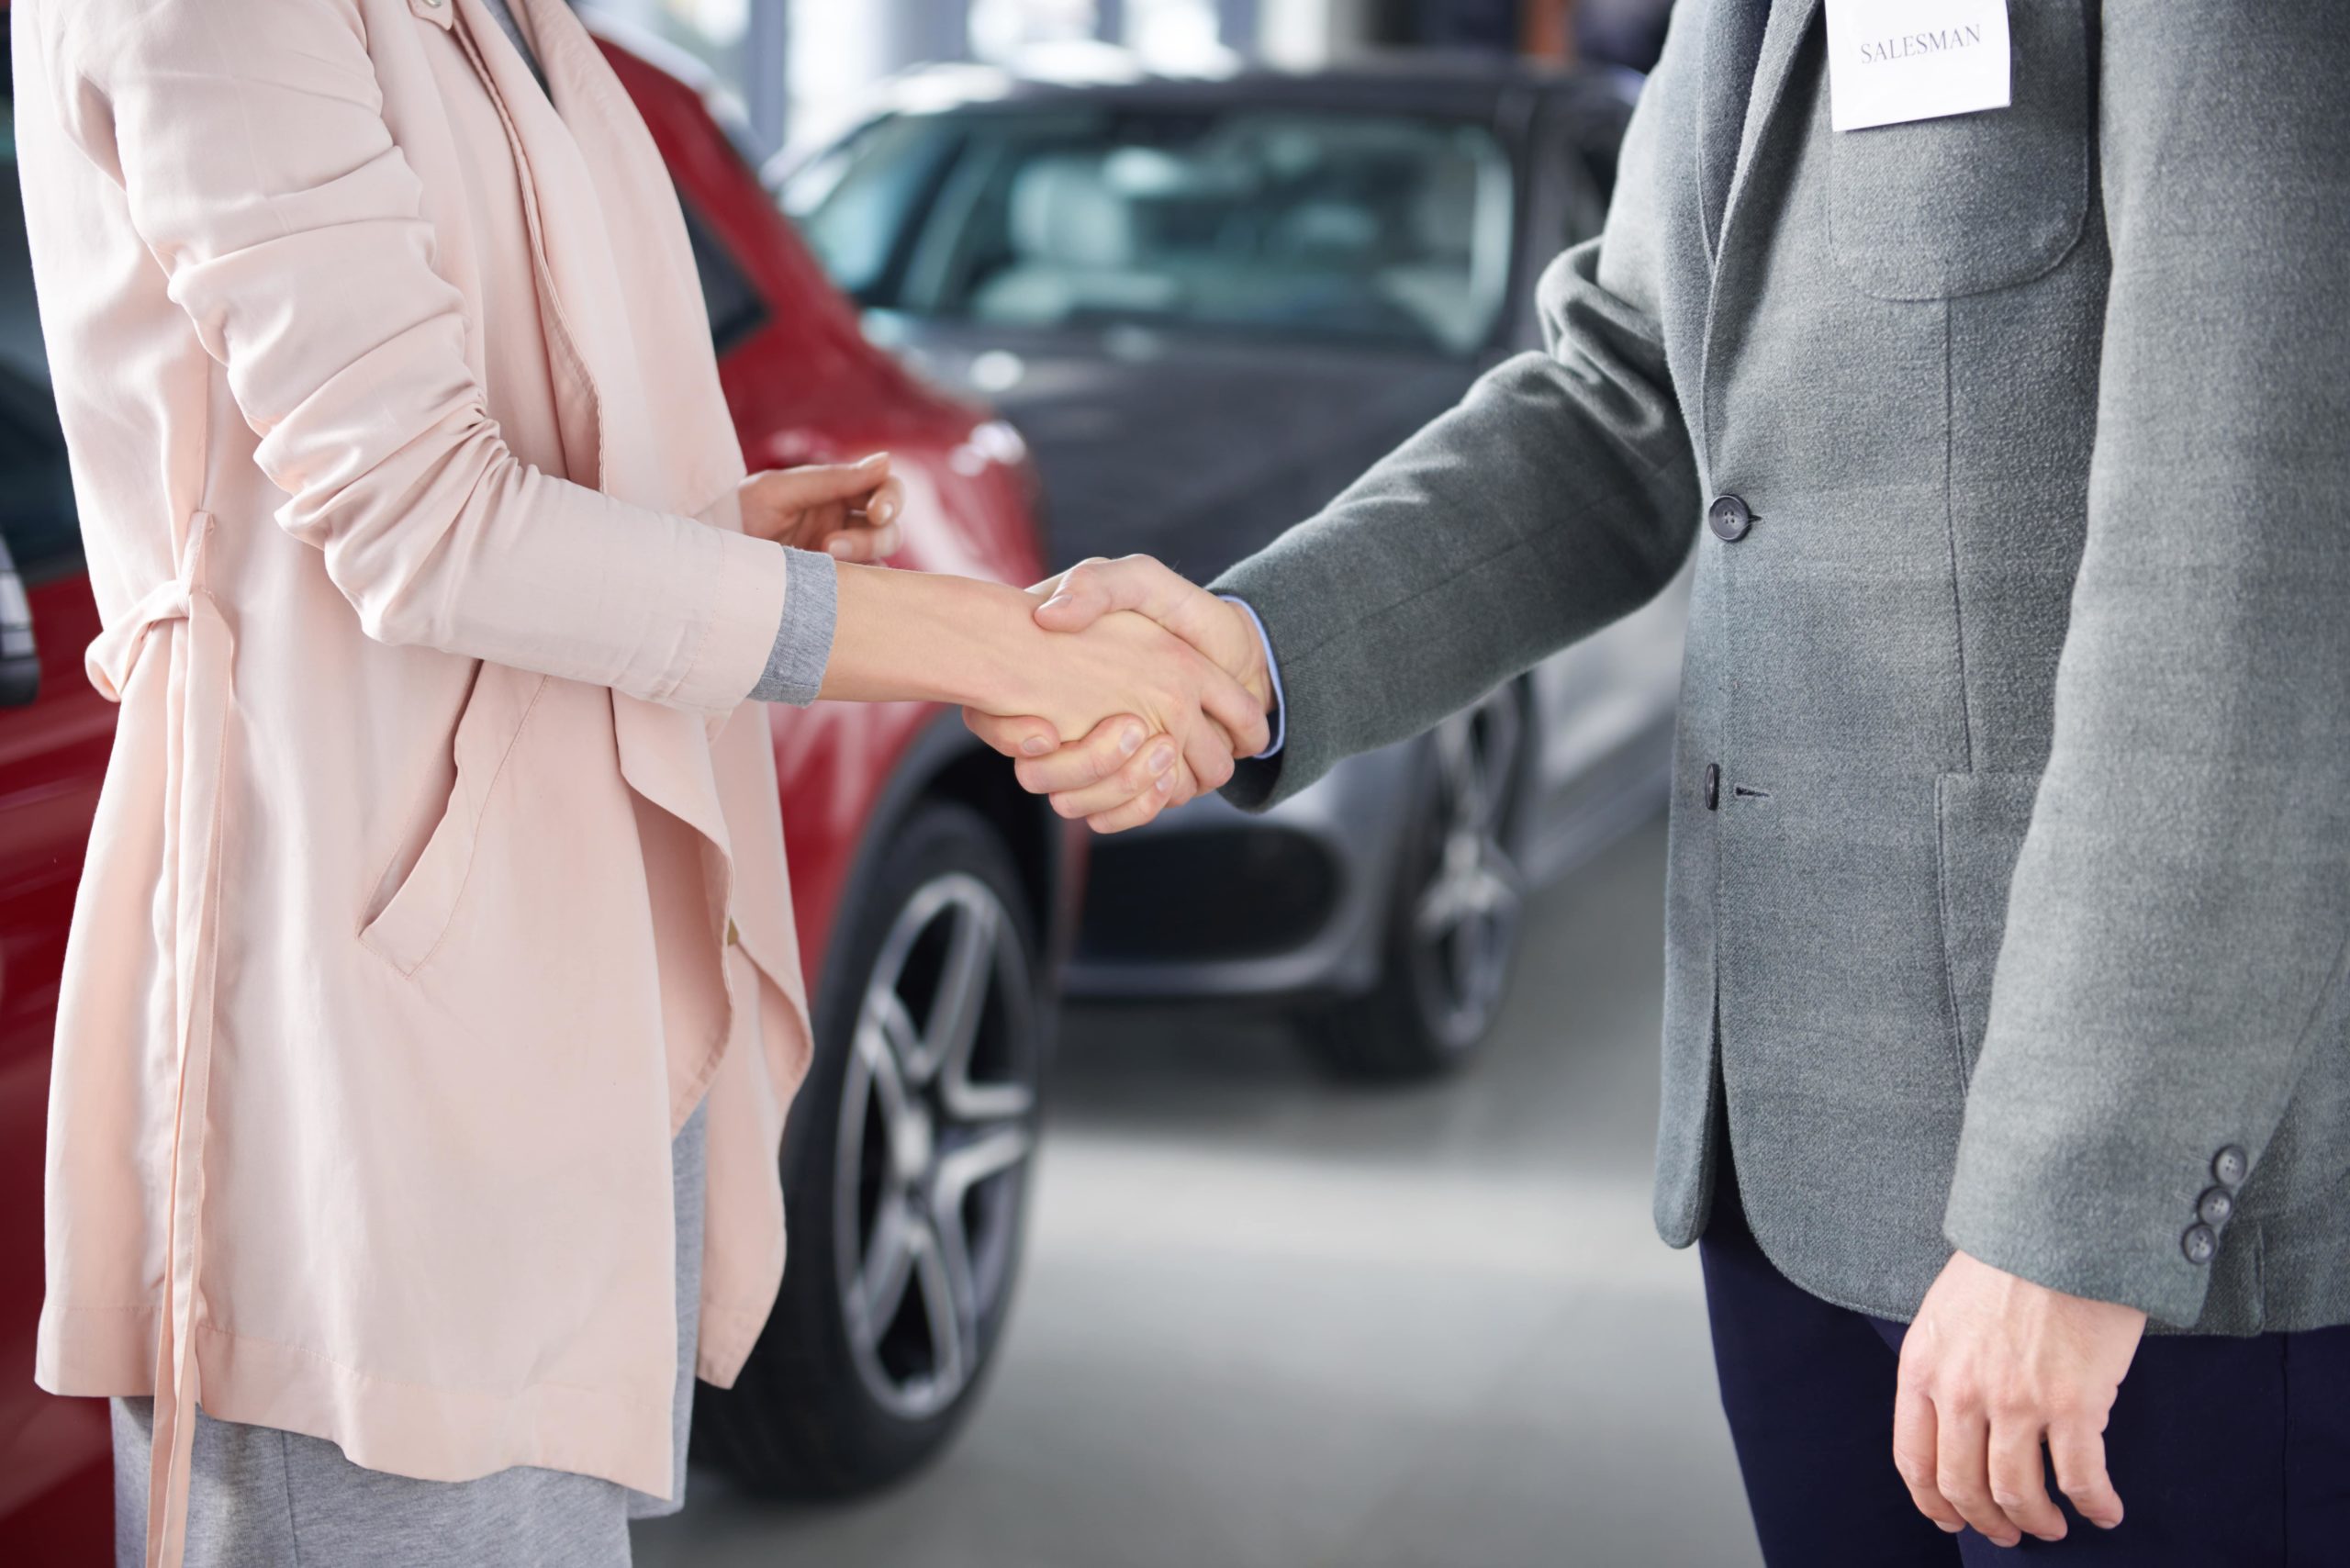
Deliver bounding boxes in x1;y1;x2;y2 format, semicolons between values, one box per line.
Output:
1299;683;1528;1081
694;801;1046;1496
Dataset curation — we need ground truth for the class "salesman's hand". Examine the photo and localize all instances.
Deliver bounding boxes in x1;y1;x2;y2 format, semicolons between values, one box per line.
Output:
1892;1249;2146;1547
965;555;1273;831
736;453;904;562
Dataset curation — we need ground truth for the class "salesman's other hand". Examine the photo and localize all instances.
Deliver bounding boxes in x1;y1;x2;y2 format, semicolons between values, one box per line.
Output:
965;555;1273;832
737;452;904;563
1892;1249;2145;1548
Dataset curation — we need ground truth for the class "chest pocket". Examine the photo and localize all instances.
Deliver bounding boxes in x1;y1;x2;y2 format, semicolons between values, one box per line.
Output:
1827;0;2091;300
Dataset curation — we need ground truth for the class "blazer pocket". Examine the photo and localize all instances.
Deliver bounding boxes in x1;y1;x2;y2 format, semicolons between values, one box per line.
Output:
1934;769;2043;1087
360;662;550;977
1827;0;2091;300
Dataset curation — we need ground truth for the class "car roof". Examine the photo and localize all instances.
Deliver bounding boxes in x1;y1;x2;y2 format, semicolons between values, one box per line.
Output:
855;50;1643;126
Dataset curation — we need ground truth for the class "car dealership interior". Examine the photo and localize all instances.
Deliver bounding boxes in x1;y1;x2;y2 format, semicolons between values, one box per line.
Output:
594;2;1748;1564
0;2;1731;1564
20;0;2344;1562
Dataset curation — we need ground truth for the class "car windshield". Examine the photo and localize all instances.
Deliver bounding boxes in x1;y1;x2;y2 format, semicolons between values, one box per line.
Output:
784;105;1516;356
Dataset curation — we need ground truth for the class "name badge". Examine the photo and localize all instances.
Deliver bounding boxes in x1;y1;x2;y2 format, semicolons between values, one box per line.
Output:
1824;0;2011;132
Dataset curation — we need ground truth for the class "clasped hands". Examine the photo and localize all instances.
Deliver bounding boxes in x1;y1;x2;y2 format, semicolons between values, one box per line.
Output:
962;555;1273;832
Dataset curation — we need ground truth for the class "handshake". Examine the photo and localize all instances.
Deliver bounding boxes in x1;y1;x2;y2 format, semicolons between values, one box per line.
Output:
962;555;1277;834
738;454;1270;827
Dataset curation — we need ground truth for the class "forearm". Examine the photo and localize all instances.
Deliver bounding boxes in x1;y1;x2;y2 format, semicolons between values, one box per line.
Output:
1942;0;2350;1326
821;564;1113;728
1212;246;1697;809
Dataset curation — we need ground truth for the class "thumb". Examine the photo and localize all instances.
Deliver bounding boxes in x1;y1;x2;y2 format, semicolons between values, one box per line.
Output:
1034;554;1206;636
964;706;1059;760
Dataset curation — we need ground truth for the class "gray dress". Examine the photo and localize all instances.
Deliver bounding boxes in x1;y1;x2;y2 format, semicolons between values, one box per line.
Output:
110;1101;707;1568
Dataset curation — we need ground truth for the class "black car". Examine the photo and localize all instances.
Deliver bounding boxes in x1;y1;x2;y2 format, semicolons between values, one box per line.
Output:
778;56;1690;1078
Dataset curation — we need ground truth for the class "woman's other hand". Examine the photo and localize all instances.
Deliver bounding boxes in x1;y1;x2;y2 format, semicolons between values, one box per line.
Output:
738;453;904;562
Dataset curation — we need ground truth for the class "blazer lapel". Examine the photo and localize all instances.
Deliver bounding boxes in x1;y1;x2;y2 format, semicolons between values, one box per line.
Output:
1716;0;1823;263
1696;0;1771;260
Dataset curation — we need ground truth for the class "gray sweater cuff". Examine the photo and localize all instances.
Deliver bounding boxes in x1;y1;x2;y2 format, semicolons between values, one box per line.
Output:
747;547;838;706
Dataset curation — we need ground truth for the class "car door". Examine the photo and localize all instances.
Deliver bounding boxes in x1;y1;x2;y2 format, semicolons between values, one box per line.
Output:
0;44;114;1551
1512;82;1693;867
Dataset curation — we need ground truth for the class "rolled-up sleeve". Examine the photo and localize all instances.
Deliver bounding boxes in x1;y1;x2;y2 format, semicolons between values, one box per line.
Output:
747;546;838;706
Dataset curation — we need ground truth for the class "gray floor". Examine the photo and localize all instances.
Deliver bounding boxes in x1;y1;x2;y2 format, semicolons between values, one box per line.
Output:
634;811;1764;1568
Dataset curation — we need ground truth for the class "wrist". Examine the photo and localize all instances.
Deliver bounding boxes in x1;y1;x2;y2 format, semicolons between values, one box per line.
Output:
825;565;1056;712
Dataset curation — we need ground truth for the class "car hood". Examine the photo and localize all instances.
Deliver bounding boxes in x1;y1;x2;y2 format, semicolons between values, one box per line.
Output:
865;317;1482;582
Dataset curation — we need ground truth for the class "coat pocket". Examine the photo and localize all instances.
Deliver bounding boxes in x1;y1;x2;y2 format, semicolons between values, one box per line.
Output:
1933;770;2043;1087
360;662;550;977
1826;0;2091;300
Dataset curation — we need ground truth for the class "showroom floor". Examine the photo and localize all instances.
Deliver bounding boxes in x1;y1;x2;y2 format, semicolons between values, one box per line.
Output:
633;812;1764;1568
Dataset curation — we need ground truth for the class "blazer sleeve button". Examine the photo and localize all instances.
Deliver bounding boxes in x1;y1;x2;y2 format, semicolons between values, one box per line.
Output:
2197;1187;2234;1227
2181;1224;2218;1266
2213;1145;2249;1187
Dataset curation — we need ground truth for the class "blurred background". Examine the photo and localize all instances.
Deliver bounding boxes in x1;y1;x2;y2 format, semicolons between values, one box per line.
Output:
0;1;1771;1563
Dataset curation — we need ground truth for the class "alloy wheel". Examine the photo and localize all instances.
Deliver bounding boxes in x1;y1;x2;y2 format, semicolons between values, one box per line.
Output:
1407;689;1526;1050
834;870;1038;1423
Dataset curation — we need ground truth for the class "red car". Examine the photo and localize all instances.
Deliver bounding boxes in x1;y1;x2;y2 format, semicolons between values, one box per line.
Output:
0;18;1077;1559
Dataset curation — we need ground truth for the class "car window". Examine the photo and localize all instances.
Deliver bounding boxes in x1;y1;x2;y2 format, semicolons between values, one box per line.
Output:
677;189;770;357
789;106;1516;356
781;115;968;307
0;52;84;586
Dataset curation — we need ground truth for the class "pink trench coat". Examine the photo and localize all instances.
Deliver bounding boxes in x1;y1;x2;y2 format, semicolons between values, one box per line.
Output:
13;1;818;1562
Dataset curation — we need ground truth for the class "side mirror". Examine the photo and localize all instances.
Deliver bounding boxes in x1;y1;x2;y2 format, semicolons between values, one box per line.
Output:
0;534;39;708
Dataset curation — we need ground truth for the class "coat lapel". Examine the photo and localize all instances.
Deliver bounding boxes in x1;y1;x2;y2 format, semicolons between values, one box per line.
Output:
442;0;800;1079
1696;0;1770;259
1717;0;1823;263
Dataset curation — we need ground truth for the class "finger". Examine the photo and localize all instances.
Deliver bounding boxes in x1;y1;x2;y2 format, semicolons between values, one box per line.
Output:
1160;758;1203;810
1178;712;1237;796
965;709;1060;761
1936;1403;2021;1548
1892;1382;1964;1535
1084;776;1176;834
752;453;893;512
1195;659;1271;760
860;474;904;527
1047;734;1181;821
1014;715;1149;795
820;521;903;563
1987;1417;2066;1542
2049;1420;2123;1531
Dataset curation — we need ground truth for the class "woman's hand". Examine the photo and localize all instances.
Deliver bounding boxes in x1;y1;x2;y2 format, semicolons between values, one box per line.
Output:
965;556;1274;831
993;608;1266;831
736;453;904;562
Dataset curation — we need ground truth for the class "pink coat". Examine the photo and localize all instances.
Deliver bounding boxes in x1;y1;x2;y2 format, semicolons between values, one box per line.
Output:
13;1;816;1562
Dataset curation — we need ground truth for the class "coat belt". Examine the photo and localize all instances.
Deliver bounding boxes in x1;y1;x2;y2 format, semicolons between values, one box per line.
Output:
88;511;236;1568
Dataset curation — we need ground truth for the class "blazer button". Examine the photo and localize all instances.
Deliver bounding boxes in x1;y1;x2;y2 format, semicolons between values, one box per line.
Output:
1704;763;1720;811
2213;1145;2249;1187
1707;494;1753;542
2197;1187;2234;1227
2181;1224;2217;1266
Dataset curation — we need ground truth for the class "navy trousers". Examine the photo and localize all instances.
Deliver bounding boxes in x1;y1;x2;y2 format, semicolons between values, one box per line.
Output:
1697;1137;2350;1566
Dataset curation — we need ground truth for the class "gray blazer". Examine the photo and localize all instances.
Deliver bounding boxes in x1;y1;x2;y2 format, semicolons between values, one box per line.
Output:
1214;0;2350;1333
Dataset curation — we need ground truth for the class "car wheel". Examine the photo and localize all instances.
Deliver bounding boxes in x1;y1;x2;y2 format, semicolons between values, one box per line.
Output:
1300;684;1528;1081
695;801;1045;1496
